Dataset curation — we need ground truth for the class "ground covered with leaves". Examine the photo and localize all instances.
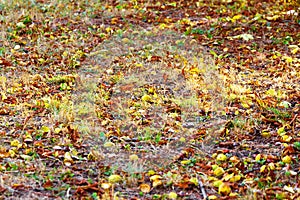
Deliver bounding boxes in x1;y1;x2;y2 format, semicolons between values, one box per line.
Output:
0;0;299;199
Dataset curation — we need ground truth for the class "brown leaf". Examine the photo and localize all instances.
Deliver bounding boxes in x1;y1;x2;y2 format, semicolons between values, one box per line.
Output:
0;58;12;66
43;180;53;189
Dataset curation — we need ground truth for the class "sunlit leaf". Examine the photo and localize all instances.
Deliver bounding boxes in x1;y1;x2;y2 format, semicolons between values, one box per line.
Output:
214;167;225;177
268;162;276;170
230;175;241;182
282;155;292;164
101;182;111;189
139;183;151;193
208;195;218;200
216;153;227;161
233;34;254;41
282;135;292;142
40;126;50;133
181;160;191;165
255;154;262;162
11;140;20;147
168;192;177;199
283;185;295;193
223;173;234;181
152;180;162;187
213;180;223;187
277;127;286;136
150;175;162;181
260;165;266;173
141;94;152;102
63;152;73;166
261;131;271;138
189;177;198;186
218;182;231;195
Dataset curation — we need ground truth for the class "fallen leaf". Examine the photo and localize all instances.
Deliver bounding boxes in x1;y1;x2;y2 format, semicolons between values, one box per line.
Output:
168;191;177;199
108;175;122;183
139;183;151;193
218;182;231;195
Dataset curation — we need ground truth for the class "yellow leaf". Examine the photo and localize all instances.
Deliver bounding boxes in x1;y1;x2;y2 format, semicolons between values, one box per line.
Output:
103;142;115;148
268;162;276;170
266;88;277;96
208;195;218;200
291;47;299;54
189;177;199;186
1;92;7;101
181;160;191;165
64;152;73;166
179;137;186;142
189;67;200;75
10;140;20;147
255;154;261;161
218;182;231;195
230;175;241;182
282;155;292;164
260;165;266;173
147;170;156;176
216;153;227;161
152;179;162;187
40;126;50;133
150;175;162;181
277;127;286;136
168;192;177;199
159;23;167;29
223;173;234;181
231;14;242;22
282;56;293;63
129;154;139;161
139;183;151;193
211;164;218;170
214;167;225;177
261;131;271;138
213;180;223;187
9;149;16;157
282;135;292;142
108;175;122;183
141;94;152;102
0;76;6;89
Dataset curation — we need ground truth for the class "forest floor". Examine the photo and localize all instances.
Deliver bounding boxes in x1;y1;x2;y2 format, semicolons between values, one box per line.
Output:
0;0;299;199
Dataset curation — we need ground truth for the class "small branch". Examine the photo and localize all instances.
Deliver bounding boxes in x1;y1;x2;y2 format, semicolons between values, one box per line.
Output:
197;175;208;200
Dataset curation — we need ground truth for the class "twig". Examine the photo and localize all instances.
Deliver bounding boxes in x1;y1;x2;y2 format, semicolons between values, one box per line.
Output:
197;175;208;200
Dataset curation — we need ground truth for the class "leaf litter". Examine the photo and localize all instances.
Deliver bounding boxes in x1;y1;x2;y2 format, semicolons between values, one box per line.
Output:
0;0;299;199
